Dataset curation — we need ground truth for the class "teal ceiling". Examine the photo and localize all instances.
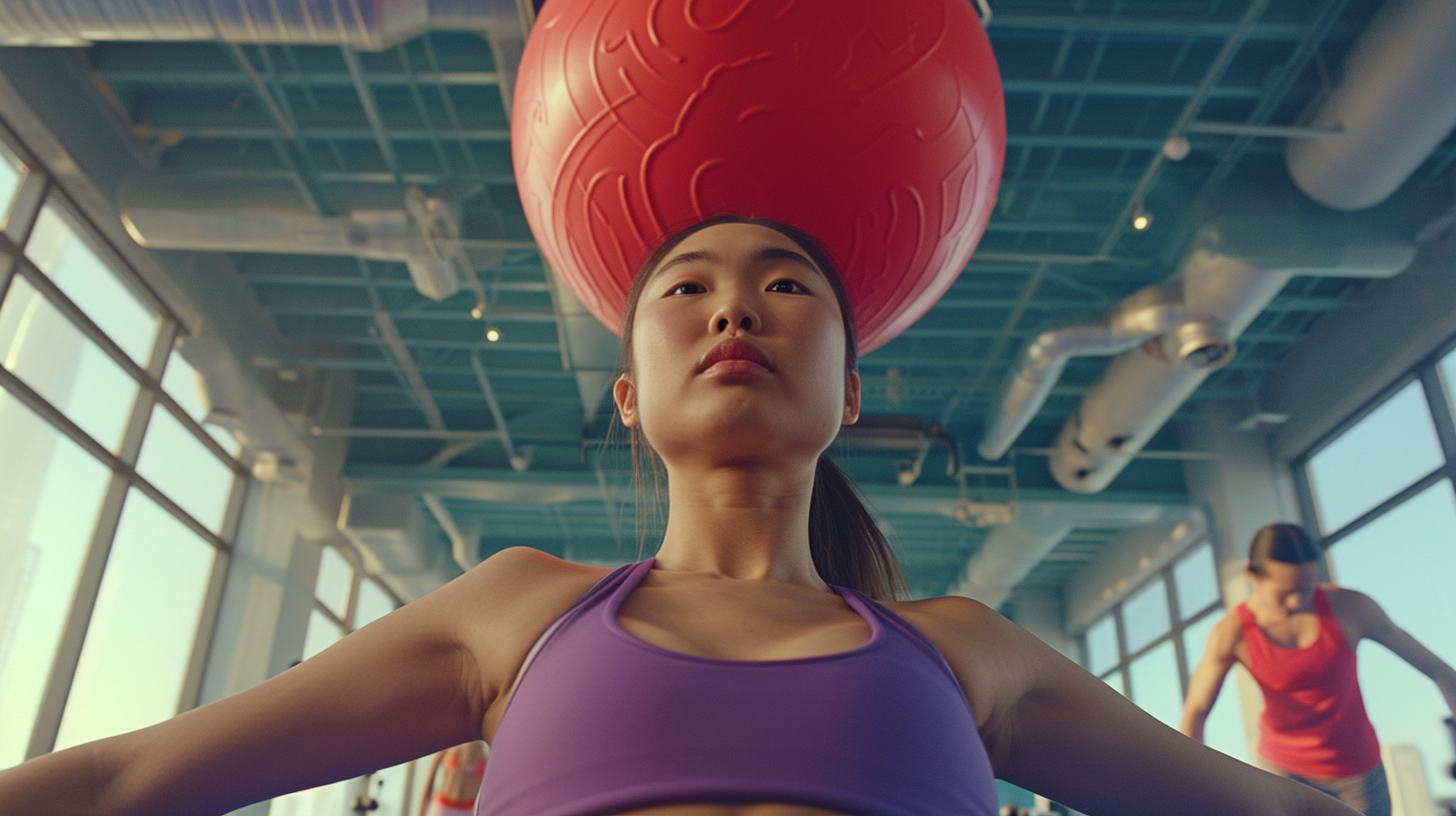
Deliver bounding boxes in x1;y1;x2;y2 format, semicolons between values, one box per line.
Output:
40;0;1454;599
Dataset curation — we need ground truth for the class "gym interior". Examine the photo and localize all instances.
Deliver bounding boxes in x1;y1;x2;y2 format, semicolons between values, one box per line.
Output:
0;0;1453;814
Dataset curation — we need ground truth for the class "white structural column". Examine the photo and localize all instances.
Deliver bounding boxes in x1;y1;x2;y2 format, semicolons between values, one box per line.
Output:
1180;399;1303;759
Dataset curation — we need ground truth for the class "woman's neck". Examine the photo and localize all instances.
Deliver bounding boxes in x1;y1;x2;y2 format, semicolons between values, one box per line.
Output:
652;462;823;586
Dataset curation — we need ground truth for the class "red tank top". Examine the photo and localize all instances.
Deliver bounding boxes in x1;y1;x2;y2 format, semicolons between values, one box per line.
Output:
1236;587;1381;777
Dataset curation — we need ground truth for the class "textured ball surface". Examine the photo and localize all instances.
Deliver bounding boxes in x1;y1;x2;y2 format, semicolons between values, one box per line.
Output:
512;0;1005;352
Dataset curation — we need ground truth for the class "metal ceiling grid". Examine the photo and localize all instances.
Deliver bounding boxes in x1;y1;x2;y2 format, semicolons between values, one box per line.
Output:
43;0;1450;598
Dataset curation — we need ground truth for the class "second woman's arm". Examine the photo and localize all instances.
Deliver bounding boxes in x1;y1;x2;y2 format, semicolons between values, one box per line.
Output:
907;596;1358;816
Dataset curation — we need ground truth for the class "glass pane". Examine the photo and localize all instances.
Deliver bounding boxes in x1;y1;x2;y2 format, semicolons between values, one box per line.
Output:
1085;615;1119;676
1122;577;1171;655
160;351;239;457
55;489;215;750
135;405;234;533
1328;480;1456;799
1102;671;1126;697
0;275;138;452
26;205;156;364
354;580;396;630
315;547;353;621
1182;610;1248;763
1129;640;1182;729
1174;544;1221;622
1307;381;1444;534
302;608;344;661
0;402;111;770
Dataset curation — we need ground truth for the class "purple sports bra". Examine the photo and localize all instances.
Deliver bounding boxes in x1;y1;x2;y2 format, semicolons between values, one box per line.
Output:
476;559;997;816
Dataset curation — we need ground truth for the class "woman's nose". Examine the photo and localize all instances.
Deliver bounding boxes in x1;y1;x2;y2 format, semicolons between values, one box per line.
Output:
711;299;758;334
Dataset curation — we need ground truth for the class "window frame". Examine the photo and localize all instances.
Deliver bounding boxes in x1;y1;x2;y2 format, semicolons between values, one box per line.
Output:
0;115;252;762
1293;335;1456;553
1078;539;1223;702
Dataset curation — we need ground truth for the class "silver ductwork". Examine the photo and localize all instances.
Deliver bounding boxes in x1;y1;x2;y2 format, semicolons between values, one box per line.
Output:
979;220;1415;493
978;289;1202;461
0;0;523;49
947;500;1190;610
118;176;485;304
1048;235;1414;493
1286;0;1456;211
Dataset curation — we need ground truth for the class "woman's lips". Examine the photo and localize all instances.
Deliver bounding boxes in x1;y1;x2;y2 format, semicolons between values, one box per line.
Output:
698;338;773;377
702;358;772;377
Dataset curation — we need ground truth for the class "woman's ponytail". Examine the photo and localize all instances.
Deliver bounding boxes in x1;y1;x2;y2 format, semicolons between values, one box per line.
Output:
809;455;905;601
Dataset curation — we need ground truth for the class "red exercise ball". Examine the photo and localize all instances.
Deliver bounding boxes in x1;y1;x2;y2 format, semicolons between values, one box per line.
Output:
511;0;1005;352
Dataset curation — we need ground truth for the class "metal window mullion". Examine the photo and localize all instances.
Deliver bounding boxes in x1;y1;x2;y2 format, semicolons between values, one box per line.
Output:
343;560;362;632
314;598;348;633
21;319;170;759
1165;566;1192;696
175;470;250;714
1418;364;1456;465
1112;605;1133;700
3;166;48;245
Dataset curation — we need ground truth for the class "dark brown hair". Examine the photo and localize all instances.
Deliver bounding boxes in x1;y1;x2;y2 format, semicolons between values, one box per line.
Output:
615;215;905;601
1247;523;1321;575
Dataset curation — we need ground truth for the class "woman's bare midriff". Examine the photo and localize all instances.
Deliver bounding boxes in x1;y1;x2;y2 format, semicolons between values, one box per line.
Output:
612;805;848;816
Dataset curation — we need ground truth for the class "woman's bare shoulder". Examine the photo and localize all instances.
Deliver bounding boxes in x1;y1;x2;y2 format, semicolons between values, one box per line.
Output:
450;547;613;630
884;595;1041;730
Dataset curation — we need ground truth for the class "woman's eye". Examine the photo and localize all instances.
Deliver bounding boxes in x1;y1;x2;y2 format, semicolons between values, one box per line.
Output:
667;282;705;296
768;279;805;294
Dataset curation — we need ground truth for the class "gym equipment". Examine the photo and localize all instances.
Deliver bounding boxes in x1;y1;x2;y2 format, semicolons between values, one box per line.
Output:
512;0;1005;352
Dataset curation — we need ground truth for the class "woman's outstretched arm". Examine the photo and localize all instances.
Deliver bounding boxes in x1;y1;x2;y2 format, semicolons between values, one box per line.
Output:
911;596;1359;816
0;546;578;816
1180;613;1241;742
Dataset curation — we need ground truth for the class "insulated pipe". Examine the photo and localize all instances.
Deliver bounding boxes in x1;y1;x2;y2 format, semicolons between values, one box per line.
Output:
118;177;462;301
946;500;1178;609
0;0;521;48
978;289;1191;461
1285;0;1456;210
1049;239;1415;493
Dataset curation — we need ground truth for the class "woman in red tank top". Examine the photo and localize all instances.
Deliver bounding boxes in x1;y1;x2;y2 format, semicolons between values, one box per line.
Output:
1182;523;1456;815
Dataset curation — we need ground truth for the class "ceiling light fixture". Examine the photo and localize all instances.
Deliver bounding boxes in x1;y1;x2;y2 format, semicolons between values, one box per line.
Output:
486;327;501;343
1132;209;1153;231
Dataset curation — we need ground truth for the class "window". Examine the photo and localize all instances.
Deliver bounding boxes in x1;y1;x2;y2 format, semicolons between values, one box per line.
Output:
0;130;247;770
26;205;157;365
272;548;412;815
1297;339;1456;800
1079;542;1248;762
1306;380;1443;533
0;274;138;452
0;402;110;767
54;491;216;750
1122;577;1171;654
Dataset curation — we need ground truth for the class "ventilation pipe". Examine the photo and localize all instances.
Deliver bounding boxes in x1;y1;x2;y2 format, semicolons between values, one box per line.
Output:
118;176;479;303
978;220;1415;494
0;0;522;49
1049;234;1413;493
946;500;1186;610
1285;0;1456;210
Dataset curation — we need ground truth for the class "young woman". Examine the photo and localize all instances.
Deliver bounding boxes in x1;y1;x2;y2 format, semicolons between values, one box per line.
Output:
1181;522;1456;815
0;219;1370;816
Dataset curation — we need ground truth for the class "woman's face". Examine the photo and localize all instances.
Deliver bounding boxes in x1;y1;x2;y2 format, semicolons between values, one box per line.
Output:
1248;560;1321;613
614;221;860;468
